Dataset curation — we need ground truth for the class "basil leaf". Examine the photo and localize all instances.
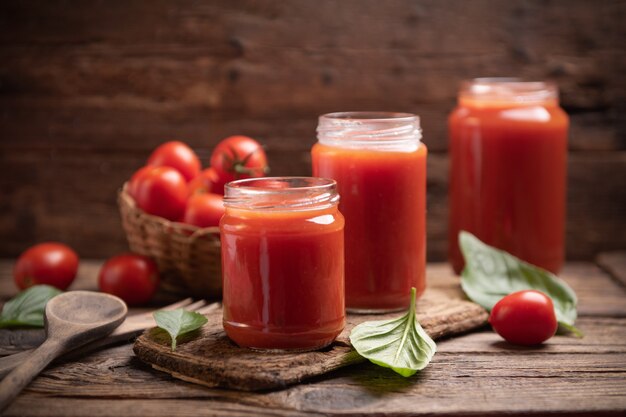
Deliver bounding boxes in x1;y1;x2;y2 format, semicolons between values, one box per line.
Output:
153;309;208;351
349;287;437;377
0;285;63;328
459;231;580;332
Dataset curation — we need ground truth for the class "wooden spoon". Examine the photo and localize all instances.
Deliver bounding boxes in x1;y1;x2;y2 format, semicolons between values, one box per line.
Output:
0;291;127;411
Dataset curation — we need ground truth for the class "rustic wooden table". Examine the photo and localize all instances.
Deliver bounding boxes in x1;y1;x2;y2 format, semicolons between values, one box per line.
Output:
1;256;625;417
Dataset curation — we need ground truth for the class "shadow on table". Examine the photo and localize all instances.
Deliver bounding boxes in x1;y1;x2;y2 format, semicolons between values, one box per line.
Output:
489;341;551;351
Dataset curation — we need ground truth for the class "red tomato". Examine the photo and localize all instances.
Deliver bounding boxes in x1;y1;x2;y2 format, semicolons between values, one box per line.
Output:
209;135;268;183
14;242;79;290
489;290;558;345
128;166;187;221
147;141;201;182
183;193;225;228
98;253;159;306
127;165;152;198
187;167;226;196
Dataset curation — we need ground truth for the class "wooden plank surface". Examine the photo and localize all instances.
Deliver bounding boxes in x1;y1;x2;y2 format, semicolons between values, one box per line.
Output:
0;1;623;153
597;251;626;287
1;260;626;416
0;0;625;259
133;290;487;391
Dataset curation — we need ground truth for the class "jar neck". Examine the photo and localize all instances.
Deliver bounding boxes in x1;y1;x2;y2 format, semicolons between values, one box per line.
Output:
459;78;559;108
224;177;339;211
316;111;421;151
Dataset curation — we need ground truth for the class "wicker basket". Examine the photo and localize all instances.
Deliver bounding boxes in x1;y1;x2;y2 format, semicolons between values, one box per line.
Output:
118;184;222;298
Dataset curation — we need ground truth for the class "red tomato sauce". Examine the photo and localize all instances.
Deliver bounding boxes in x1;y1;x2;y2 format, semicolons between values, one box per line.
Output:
448;88;568;274
312;143;427;311
221;200;345;350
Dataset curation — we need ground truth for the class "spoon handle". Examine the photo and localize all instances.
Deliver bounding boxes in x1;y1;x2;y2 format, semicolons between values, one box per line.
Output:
0;338;65;412
0;349;33;379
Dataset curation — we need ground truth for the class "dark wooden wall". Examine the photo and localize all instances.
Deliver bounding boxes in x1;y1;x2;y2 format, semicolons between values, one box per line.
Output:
1;0;624;260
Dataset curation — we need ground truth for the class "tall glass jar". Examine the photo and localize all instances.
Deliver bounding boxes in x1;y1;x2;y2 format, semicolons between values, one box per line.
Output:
220;177;345;351
312;112;426;313
448;78;569;274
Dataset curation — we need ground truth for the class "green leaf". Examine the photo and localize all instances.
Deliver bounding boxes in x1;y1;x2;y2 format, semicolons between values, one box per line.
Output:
153;309;208;351
349;287;437;377
0;285;62;328
459;231;581;333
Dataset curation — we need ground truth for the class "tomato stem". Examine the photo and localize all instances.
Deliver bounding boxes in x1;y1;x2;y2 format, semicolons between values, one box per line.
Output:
222;147;268;179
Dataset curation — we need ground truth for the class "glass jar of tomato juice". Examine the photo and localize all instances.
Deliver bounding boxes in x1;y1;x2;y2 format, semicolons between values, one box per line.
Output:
220;177;345;351
448;78;569;274
312;112;427;313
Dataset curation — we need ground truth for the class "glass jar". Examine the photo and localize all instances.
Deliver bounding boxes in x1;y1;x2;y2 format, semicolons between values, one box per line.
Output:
312;112;427;313
220;177;345;351
448;78;569;274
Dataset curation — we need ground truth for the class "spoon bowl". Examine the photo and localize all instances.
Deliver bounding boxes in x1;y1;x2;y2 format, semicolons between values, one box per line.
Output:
45;291;127;335
0;291;127;412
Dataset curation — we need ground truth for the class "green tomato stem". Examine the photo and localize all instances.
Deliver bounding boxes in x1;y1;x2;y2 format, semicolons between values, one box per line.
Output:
558;321;584;338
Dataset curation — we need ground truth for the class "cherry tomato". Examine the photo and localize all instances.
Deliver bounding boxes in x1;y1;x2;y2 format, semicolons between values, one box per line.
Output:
147;141;201;182
187;167;226;196
209;135;268;183
183;193;225;228
128;166;187;221
98;253;159;306
14;242;79;290
489;290;558;345
127;165;153;198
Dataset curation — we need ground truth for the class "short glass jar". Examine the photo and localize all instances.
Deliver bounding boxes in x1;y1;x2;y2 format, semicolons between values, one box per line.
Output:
448;78;569;274
220;177;345;351
312;112;427;313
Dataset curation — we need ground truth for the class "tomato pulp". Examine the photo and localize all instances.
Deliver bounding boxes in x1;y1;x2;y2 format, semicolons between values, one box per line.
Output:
220;178;345;351
312;141;427;312
448;80;568;274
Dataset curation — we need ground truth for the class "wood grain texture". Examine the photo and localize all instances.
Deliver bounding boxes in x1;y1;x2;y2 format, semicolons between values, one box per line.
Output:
5;317;626;417
597;251;626;287
0;329;44;356
0;0;625;258
1;261;625;416
133;289;487;391
5;397;326;417
0;1;623;152
18;316;626;398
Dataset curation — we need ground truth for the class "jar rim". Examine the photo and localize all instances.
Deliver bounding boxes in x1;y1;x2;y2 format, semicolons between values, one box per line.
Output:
317;111;422;151
320;111;419;123
224;176;339;210
460;78;558;103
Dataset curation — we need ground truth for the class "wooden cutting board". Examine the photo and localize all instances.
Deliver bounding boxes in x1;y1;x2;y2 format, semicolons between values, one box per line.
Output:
134;287;487;391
